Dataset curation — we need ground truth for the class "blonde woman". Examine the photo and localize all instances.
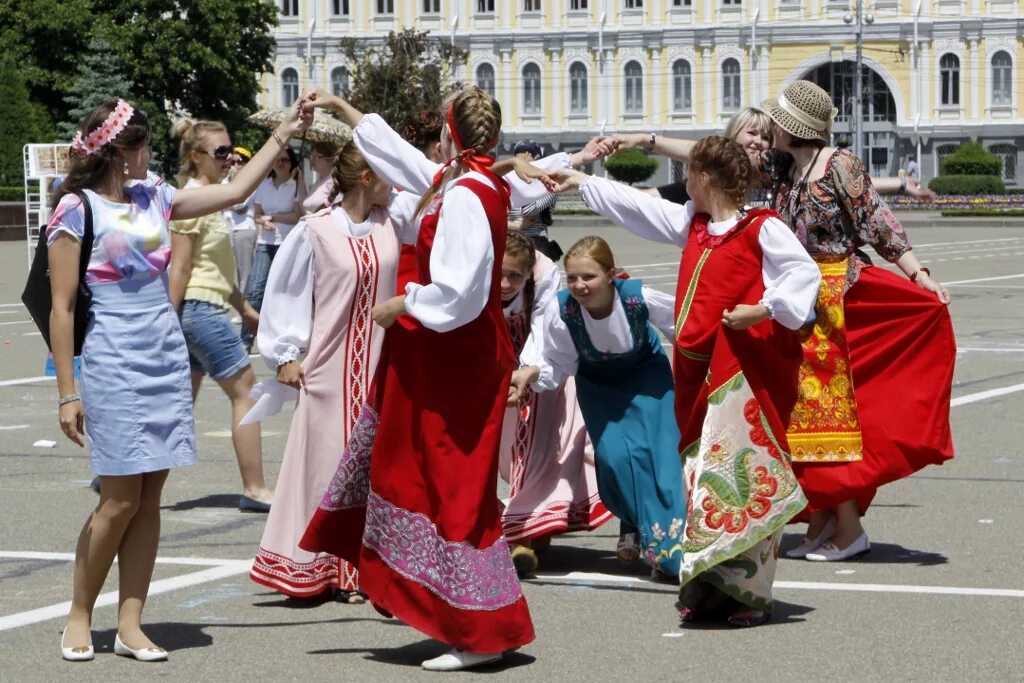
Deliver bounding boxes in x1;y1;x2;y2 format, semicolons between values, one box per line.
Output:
168;119;273;512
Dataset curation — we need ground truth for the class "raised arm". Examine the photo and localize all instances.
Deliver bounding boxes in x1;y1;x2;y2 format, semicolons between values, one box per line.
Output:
550;169;695;247
611;132;698;163
170;100;312;220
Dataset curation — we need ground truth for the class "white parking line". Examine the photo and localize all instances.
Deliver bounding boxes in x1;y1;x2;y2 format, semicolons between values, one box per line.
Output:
0;552;251;632
534;572;1024;598
0;376;53;387
945;273;1024;286
951;383;1024;407
0;320;32;327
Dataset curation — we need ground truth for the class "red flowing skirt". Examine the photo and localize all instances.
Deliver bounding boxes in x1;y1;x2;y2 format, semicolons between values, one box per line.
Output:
301;319;534;653
792;266;955;513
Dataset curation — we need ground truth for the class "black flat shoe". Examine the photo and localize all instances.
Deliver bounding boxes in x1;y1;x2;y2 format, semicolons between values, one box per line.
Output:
238;495;271;513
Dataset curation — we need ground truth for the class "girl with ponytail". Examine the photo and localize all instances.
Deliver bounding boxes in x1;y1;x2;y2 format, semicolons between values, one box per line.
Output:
245;141;418;604
498;231;610;575
299;88;535;671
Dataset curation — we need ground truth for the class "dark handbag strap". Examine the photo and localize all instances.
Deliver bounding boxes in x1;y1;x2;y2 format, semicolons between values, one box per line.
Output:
77;192;94;277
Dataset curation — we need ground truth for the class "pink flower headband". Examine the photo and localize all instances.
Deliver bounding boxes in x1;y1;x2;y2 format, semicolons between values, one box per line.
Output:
70;99;135;156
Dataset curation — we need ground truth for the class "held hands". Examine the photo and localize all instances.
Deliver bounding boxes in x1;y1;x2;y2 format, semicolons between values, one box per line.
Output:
722;304;770;331
571;136;618;167
277;361;307;392
507;366;540;405
58;400;85;447
372;295;406;329
279;95;315;138
545;168;590;193
302;88;344;113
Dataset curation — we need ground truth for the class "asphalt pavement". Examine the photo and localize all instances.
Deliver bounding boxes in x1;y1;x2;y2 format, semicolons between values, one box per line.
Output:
1;221;1022;682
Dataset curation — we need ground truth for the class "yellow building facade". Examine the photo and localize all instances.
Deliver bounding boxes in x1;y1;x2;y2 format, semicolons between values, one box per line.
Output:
263;1;1023;185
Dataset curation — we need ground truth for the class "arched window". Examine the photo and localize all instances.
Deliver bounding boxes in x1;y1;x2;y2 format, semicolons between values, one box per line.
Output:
522;63;542;115
280;68;300;106
721;58;741;113
991;51;1012;107
569;62;588;115
476;63;495;97
672;59;692;113
989;144;1017;184
624;60;643;114
940;54;960;106
330;67;349;98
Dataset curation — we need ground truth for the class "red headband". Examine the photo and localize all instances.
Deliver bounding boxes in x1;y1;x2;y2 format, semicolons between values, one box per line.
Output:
431;102;509;209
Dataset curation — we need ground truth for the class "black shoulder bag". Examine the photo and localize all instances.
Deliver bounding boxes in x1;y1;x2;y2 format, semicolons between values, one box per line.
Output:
21;192;95;355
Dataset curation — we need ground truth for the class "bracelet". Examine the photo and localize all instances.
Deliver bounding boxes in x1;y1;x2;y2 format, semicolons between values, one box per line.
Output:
272;130;289;149
646;133;657;151
909;267;930;283
900;176;907;192
58;393;81;406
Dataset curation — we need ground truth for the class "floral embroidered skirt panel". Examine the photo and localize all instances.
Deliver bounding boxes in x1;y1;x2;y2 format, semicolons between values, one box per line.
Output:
790;264;956;514
301;320;535;653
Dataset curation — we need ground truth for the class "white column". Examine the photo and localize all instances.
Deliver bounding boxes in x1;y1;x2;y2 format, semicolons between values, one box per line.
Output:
702;46;714;124
968;38;979;119
551;49;563;125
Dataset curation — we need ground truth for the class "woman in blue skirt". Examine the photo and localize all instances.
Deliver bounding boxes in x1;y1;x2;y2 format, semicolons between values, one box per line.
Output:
511;236;687;579
48;98;310;662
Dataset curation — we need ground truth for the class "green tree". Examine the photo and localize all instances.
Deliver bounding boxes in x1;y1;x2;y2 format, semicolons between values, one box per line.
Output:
603;148;659;185
95;0;279;176
0;54;53;186
58;36;137;139
2;0;279;178
0;0;94;123
342;29;468;127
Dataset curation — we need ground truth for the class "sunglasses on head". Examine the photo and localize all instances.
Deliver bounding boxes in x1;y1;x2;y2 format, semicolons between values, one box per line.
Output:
204;145;234;160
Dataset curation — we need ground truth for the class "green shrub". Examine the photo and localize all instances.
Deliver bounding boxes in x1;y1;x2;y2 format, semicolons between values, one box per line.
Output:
603;148;659;185
0;186;25;202
927;175;1005;195
941;209;1024;217
940;140;1002;176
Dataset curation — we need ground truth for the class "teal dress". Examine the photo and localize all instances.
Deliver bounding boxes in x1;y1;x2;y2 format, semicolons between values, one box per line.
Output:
558;278;685;576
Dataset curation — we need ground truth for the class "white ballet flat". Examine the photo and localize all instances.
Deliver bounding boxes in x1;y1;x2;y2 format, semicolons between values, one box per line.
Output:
421;648;501;671
805;532;871;562
784;516;837;559
113;633;168;662
61;626;94;662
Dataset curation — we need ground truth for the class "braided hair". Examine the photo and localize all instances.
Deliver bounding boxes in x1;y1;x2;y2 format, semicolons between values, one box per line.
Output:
413;86;502;220
326;141;374;206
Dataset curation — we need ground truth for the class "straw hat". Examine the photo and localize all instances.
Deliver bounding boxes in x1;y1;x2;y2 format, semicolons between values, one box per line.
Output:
761;80;838;142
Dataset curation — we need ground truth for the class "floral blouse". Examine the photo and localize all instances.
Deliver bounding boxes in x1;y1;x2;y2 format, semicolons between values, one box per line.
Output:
756;148;911;288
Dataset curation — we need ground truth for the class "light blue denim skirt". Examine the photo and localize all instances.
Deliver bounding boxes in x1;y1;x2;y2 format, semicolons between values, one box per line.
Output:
81;275;197;476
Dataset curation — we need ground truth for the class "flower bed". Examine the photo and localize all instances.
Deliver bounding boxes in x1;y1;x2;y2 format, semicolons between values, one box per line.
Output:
886;194;1024;211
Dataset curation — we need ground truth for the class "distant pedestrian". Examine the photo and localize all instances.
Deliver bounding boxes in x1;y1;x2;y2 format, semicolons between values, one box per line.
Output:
509;139;563;260
905;154;920;180
226;146;258;293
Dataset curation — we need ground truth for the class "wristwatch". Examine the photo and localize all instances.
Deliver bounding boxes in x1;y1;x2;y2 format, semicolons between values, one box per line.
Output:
909;267;931;283
646;133;657;151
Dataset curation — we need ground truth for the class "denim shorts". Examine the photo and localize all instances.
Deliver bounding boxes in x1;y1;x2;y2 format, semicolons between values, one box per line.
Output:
180;300;250;380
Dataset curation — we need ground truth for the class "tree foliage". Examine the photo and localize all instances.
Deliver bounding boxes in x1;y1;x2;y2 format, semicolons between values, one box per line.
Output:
0;54;53;186
603;148;659;185
58;37;137;139
341;29;468;128
1;0;279;178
